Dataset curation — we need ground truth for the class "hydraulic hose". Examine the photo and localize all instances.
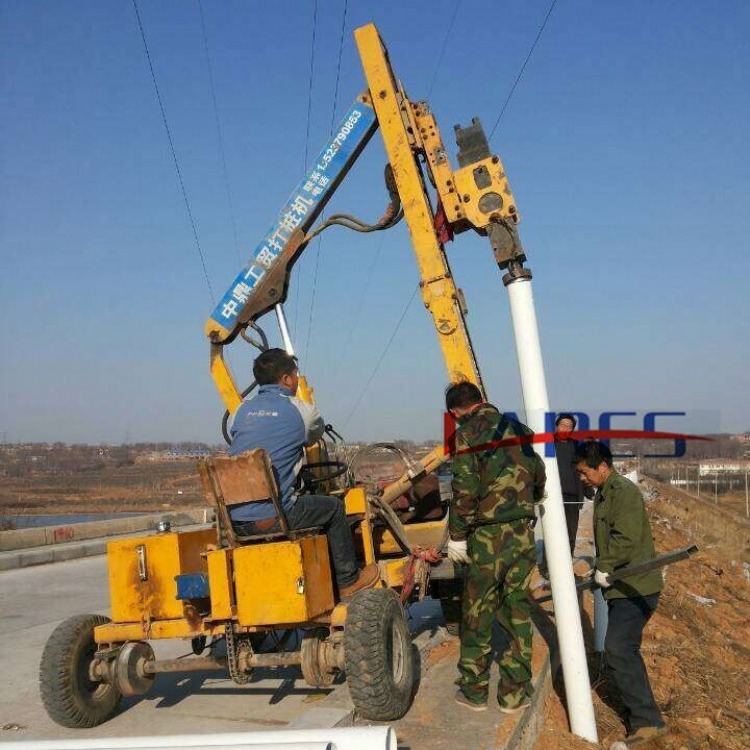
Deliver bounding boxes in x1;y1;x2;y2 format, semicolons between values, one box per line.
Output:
304;164;402;242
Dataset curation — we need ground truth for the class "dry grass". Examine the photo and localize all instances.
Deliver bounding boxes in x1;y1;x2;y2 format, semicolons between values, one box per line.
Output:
0;461;204;516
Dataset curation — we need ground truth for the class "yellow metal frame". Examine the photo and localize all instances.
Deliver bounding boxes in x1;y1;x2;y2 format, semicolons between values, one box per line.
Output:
210;343;242;416
412;104;520;231
95;619;225;644
354;23;484;391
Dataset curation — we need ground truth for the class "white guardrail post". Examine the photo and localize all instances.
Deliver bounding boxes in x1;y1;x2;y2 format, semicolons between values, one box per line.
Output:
505;275;598;743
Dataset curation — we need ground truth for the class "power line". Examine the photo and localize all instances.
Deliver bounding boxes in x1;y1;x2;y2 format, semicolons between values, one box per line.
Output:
339;233;385;361
303;236;322;366
131;0;214;301
294;0;320;343
342;284;420;429
426;0;462;98
303;0;319;170
488;0;558;141
329;0;349;135
197;0;241;264
303;0;349;366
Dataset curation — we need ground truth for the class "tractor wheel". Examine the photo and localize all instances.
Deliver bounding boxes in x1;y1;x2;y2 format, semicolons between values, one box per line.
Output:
344;588;414;720
39;614;122;728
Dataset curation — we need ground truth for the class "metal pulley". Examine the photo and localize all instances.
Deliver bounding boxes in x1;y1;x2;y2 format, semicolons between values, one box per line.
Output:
113;641;155;697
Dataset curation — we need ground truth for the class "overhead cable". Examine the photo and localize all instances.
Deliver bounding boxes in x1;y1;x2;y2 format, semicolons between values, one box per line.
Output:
131;0;214;301
328;0;349;134
488;0;558;141
294;0;320;342
342;284;420;430
197;0;241;264
339;233;386;361
426;0;462;98
303;0;320;170
303;235;323;366
303;0;348;366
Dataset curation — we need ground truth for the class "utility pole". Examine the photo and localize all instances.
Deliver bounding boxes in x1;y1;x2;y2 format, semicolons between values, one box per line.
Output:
715;472;718;505
745;470;748;519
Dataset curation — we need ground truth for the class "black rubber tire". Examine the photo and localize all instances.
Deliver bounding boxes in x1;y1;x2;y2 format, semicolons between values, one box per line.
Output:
344;588;415;720
39;614;122;728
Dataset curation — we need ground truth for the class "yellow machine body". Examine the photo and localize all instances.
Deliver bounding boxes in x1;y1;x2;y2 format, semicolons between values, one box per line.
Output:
233;535;334;626
95;483;429;646
106;528;215;624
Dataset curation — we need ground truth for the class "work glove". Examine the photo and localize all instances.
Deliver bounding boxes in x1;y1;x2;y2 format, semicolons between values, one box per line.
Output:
446;538;471;565
594;569;612;588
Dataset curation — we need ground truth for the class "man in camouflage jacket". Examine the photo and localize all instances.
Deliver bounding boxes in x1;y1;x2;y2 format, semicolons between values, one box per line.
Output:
445;382;546;713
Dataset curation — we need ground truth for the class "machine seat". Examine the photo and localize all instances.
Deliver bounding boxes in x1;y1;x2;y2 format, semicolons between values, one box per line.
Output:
197;449;321;548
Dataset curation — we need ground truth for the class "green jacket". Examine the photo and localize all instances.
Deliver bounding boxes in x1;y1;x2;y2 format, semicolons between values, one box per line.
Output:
594;471;663;600
449;404;546;541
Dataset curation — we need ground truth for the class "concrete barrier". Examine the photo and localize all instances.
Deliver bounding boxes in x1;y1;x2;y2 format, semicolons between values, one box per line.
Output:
0;508;213;552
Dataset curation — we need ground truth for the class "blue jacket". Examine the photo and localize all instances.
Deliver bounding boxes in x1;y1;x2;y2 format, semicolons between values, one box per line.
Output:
228;384;325;522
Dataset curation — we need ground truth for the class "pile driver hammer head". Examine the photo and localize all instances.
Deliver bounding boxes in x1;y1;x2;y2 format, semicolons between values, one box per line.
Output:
452;117;527;269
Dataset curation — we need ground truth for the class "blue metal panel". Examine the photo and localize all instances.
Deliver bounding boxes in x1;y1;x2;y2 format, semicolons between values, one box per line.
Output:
207;100;377;336
175;573;210;600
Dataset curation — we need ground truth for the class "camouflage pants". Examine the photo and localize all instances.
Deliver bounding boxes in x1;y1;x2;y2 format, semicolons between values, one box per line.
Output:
458;517;536;708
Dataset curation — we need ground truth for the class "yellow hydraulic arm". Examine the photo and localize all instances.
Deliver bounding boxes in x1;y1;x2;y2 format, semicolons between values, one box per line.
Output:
354;23;527;395
354;26;483;391
207;22;526;422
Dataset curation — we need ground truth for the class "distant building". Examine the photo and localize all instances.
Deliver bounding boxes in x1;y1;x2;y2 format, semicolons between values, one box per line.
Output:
699;459;750;476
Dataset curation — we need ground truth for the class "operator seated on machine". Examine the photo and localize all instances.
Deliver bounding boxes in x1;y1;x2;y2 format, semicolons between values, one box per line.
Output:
229;348;379;600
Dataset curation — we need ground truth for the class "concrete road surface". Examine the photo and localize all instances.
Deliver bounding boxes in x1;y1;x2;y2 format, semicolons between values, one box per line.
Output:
0;556;341;742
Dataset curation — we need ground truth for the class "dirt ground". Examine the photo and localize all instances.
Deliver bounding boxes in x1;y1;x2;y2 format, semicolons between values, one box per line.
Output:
3;457;748;749
0;451;410;520
0;461;205;518
534;479;750;750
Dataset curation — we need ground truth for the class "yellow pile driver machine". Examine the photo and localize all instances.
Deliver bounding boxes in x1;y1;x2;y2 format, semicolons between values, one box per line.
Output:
39;23;530;727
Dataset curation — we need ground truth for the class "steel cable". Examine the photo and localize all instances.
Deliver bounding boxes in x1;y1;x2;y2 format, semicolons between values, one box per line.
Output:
197;0;241;264
303;0;349;367
131;0;215;301
341;284;420;430
488;0;559;141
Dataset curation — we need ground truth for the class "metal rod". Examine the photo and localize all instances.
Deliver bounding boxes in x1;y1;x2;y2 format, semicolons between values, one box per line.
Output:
143;651;302;675
248;651;303;667
275;304;295;356
144;656;226;674
534;545;699;604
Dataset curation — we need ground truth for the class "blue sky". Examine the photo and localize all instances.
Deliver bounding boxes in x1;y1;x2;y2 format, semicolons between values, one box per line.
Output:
1;0;748;444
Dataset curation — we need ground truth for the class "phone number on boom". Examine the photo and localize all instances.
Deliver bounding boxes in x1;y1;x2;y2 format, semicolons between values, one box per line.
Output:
316;109;363;172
